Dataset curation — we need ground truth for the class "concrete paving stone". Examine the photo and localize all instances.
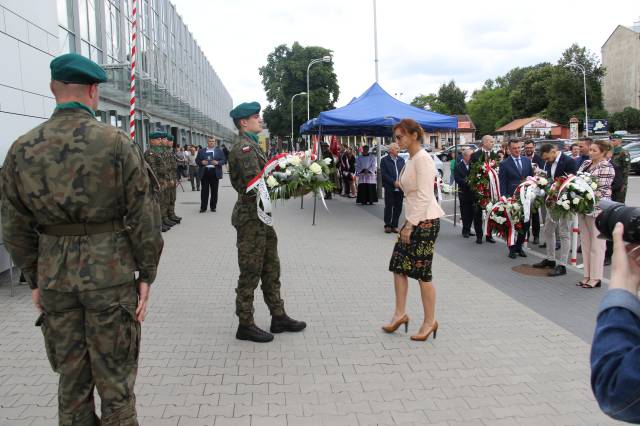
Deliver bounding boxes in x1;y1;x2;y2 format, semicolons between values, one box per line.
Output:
204;384;237;395
268;403;303;417
164;405;200;418
219;394;251;407
192;376;224;386
285;414;323;426
251;393;284;406
0;405;27;419
369;399;404;414
177;415;216;426
391;409;428;424
233;403;268;417
138;404;167;418
357;411;395;425
197;404;235;418
248;415;286;426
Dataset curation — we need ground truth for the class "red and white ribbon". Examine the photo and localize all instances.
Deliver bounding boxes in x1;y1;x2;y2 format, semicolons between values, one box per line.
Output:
516;178;538;223
128;0;138;141
484;161;501;201
435;175;443;206
486;197;517;246
246;153;288;226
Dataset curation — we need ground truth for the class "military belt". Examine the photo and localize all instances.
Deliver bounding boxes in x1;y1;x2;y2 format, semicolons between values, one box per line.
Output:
38;221;125;236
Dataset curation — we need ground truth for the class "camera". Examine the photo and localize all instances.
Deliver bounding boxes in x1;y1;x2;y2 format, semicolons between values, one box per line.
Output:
595;200;640;243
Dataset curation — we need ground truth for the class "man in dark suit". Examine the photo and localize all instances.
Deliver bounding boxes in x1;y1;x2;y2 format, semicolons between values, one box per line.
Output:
380;143;405;233
523;140;545;245
499;139;533;259
454;148;476;238
469;135;499;244
196;137;226;212
533;143;578;276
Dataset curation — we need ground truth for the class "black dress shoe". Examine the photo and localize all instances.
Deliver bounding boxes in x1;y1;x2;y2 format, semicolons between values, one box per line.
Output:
476;238;483;244
161;225;170;232
518;250;527;258
548;265;567;277
199;209;206;213
532;237;540;245
556;243;561;251
604;257;612;266
486;236;496;243
508;252;517;259
236;324;274;343
211;208;216;212
270;314;307;333
533;259;556;269
462;232;470;238
163;219;176;227
469;232;476;237
171;214;182;221
539;243;547;249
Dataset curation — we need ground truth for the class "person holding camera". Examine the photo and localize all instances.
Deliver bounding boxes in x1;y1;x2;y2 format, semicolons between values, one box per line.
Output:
591;221;640;423
577;140;615;288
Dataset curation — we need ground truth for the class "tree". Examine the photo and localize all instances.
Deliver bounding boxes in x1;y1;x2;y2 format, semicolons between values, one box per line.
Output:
410;93;446;113
411;80;466;115
259;42;340;139
467;85;512;136
610;107;640;132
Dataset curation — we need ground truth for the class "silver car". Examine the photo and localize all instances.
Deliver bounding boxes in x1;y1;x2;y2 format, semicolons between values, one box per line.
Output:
391;150;444;177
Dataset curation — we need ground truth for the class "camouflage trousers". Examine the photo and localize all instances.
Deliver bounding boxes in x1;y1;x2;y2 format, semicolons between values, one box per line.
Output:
160;183;171;219
168;182;177;216
39;282;140;426
234;219;285;325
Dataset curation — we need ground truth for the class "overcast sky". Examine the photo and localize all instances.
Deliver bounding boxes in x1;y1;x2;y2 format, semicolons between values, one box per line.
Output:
173;0;639;109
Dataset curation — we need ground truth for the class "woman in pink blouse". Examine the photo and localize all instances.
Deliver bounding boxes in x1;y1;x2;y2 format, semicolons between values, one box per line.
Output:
577;139;614;288
383;119;445;341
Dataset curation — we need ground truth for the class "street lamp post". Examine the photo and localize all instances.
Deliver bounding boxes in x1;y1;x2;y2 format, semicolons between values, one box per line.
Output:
566;62;589;137
290;92;306;153
304;56;331;213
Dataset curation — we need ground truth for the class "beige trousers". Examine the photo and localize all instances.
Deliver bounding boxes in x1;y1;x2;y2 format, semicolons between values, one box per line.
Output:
578;214;606;281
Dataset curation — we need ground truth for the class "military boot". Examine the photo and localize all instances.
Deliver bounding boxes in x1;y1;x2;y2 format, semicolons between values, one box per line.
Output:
236;324;274;343
270;314;307;333
169;214;182;223
161;224;171;232
163;218;176;227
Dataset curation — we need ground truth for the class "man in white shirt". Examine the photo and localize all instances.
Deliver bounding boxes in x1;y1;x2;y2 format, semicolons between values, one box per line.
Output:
533;143;578;276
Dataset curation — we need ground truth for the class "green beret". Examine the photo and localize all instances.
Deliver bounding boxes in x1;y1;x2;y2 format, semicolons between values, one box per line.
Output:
149;131;164;140
167;134;174;141
50;53;108;84
230;102;261;119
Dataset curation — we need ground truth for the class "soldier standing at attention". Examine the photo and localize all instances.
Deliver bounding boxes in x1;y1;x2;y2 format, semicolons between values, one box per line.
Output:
144;132;172;233
165;134;181;224
604;135;630;264
158;132;177;230
228;102;306;343
0;53;163;425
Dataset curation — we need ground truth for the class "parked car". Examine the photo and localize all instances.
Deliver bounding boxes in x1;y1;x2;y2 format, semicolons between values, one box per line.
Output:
389;150;444;177
624;142;640;174
435;144;478;162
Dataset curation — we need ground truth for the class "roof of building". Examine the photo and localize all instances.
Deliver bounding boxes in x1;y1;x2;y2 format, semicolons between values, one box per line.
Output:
495;116;560;132
456;114;476;130
603;24;640;48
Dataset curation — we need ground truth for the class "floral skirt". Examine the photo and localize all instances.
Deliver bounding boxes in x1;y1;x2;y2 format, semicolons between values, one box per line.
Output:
388;219;440;282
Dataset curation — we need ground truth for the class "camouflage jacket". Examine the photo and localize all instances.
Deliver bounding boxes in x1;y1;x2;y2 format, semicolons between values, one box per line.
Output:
163;149;177;182
144;148;167;183
0;107;164;292
228;133;266;227
610;147;630;195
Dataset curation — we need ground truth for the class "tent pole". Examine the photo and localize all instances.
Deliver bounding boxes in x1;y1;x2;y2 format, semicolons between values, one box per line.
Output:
312;131;322;226
377;135;382;199
453;130;458;228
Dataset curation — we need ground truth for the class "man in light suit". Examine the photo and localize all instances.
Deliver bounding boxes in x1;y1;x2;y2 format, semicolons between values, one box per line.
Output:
533;143;578;276
499;139;533;259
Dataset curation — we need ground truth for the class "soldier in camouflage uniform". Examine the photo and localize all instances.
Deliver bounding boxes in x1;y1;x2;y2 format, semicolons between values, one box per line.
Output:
0;53;163;425
605;134;631;263
228;102;306;343
144;132;172;233
165;134;181;224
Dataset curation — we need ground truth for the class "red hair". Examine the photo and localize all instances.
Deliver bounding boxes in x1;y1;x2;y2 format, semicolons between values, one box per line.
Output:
393;118;424;141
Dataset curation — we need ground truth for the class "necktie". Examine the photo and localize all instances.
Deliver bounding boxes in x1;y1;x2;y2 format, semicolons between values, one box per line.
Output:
515;158;522;174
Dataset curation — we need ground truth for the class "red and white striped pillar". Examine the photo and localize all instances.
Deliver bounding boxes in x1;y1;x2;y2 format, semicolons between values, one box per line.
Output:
129;0;138;141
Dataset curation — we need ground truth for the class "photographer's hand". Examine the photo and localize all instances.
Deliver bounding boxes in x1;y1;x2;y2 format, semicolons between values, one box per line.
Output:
610;223;640;295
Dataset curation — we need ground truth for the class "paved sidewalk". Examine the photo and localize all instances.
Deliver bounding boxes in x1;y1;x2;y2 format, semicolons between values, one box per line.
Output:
0;183;621;425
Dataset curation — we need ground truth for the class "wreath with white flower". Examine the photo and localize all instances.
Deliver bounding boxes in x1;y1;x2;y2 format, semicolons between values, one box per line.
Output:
265;150;335;201
545;172;598;218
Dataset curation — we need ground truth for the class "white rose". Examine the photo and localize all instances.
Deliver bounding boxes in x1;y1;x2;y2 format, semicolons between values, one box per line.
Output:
309;162;323;175
278;159;288;169
323;158;332;165
288;156;301;166
572;198;580;205
285;169;292;176
563;202;570;210
586;193;593;200
539;178;547;186
266;176;279;188
591;182;597;189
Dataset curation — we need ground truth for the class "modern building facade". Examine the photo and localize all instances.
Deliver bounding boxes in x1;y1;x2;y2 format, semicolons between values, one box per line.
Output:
602;22;640;113
0;0;234;272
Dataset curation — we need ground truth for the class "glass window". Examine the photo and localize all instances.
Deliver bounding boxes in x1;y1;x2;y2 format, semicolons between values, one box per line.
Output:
57;0;73;30
58;27;75;54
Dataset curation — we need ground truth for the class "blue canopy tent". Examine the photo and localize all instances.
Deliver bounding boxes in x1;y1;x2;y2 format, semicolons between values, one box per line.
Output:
301;82;458;136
